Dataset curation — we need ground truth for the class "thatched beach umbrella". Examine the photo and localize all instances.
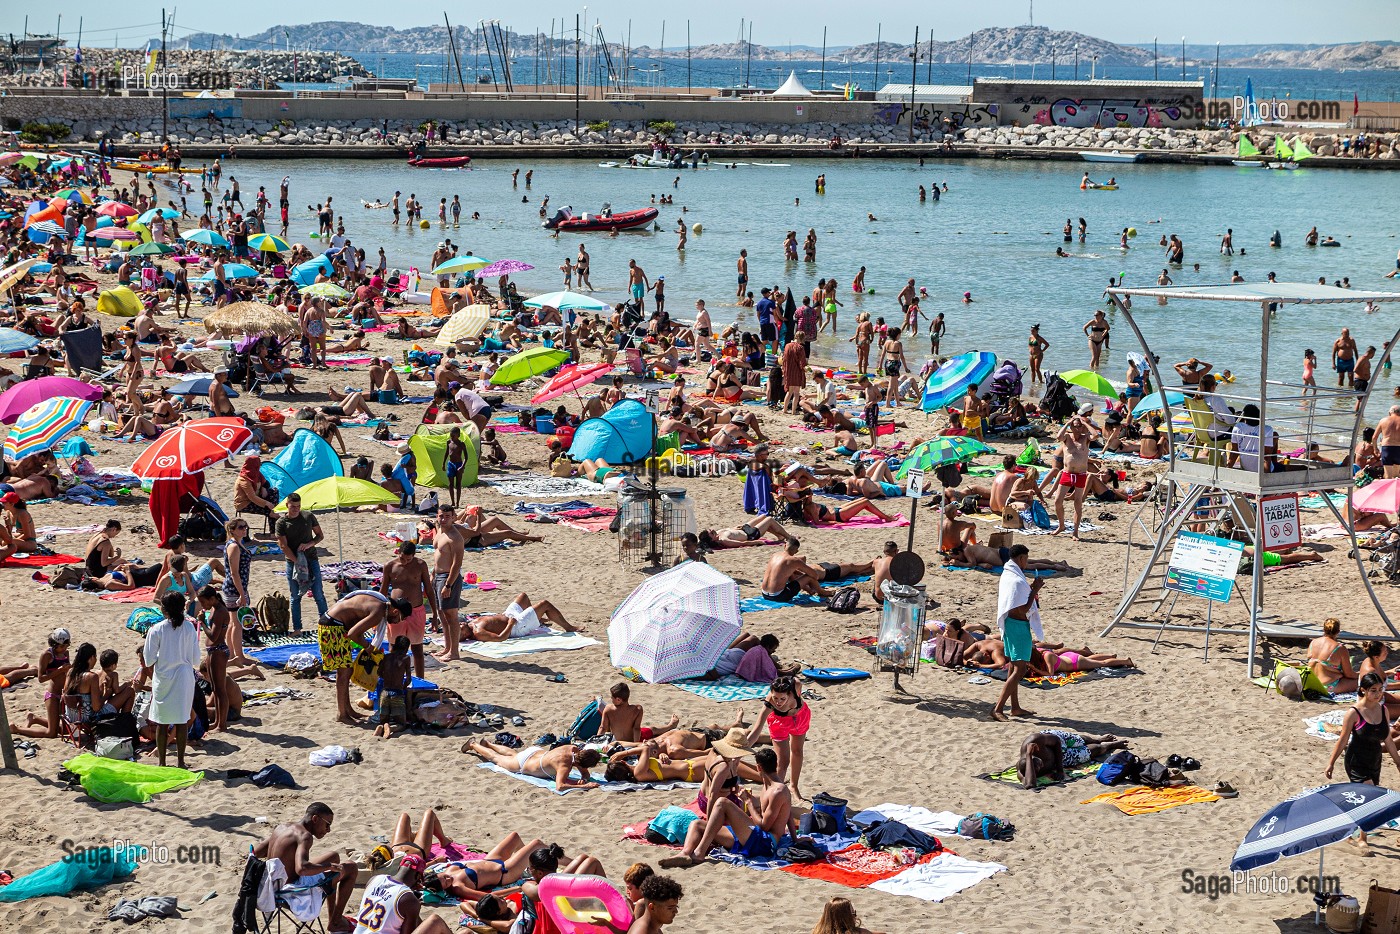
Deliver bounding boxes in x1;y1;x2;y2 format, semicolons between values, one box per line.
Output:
203;302;301;338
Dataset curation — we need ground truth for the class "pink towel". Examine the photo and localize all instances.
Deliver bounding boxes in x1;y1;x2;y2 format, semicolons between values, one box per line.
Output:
490;423;532;434
429;842;487;862
557;515;615;533
99;586;159;603
810;514;910;530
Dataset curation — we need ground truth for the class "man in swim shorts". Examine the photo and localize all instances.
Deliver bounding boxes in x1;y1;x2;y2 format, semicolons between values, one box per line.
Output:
662;746;795;868
628;258;649;305
1378;406;1400;478
760;537;835;603
432;505;465;662
1052;415;1093;539
318;590;411;725
1334;327;1358;388
465;592;582;642
380;540;440;680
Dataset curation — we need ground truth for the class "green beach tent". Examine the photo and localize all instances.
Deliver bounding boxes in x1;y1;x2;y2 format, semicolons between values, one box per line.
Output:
409;425;478;489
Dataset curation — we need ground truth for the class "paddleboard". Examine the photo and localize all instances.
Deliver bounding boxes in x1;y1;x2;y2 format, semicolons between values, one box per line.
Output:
801;667;871;683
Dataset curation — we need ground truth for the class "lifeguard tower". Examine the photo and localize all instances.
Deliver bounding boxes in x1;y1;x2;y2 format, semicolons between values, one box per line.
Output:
1098;282;1400;677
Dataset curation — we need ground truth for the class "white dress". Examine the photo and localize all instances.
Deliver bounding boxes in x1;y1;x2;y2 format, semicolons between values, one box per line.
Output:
143;618;201;726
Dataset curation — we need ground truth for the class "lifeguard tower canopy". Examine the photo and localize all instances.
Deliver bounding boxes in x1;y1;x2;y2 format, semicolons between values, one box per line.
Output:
1098;281;1400;676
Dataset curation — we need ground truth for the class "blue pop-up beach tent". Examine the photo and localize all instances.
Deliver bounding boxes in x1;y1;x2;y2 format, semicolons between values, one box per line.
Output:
261;428;342;500
289;254;334;287
567;398;656;465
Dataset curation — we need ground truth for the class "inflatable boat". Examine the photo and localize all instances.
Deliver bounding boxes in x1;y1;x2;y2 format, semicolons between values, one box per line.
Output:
542;205;658;232
407;155;472;168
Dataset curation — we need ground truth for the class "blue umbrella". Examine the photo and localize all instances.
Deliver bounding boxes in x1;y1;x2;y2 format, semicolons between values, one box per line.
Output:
1132;389;1186;416
137;208;180;225
1231;783;1400;923
0;329;40;353
199;263;259;280
182;229;231;248
921;351;997;412
167;376;240;398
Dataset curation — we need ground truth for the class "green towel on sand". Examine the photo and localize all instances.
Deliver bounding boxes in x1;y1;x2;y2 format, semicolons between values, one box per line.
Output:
979;763;1099;788
0;846;137;902
63;753;204;804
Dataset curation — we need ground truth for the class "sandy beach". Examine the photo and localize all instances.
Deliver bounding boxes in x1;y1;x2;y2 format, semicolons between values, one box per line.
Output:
0;265;1393;934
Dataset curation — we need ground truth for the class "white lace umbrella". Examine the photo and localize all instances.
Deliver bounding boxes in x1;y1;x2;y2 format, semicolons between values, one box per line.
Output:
609;562;741;683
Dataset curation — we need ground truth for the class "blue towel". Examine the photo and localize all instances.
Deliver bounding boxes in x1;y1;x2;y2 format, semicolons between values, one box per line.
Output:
247;640;319;668
670;676;774;702
743;469;773;516
367;676;437;702
739;575;871;613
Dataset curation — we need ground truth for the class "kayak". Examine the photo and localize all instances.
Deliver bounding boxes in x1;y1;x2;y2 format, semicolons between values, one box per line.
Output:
407;155;472;168
543;206;658;232
113;162;200;174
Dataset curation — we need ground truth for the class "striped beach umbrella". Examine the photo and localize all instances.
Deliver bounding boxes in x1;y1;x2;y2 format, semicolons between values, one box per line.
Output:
921;351;997;412
608;562;742;683
0;258;40;297
896;435;992;479
26;220;66;240
248;233;291;253
54;188;93;205
3;397;93;461
94;227;141;242
182;229;231;248
434;304;493;346
0;328;39;354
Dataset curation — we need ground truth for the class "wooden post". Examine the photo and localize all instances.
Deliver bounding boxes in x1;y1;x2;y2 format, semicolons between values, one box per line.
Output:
0;691;20;770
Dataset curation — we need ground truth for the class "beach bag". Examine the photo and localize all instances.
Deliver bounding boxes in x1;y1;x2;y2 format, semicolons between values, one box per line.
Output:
1137;759;1175;788
934;635;967;668
826;587;861;614
956;812;1015;842
778;840;825;863
811;791;850;834
1362;881;1400;934
646;806;699;845
256;593;290;635
350;622;388;692
94;735;135;761
1096;750;1142;786
799;809;839;836
1000;503;1024;530
50;565;84;589
1029;500;1052;529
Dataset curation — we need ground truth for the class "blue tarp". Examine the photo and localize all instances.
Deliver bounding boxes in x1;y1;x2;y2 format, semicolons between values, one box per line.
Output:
263;429;343;500
0;847;137;902
289;254;334;287
567;399;656;465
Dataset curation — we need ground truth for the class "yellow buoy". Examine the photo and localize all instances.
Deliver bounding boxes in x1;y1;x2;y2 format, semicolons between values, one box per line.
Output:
419;219;430;230
1127;227;1138;238
691;223;702;234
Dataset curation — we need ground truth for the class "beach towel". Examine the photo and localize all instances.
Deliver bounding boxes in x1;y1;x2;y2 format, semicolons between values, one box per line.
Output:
482;476;608;498
557;514;616;532
738;574;871;613
458;631;599;659
0;552;78;568
808;514;910;530
62;753;204;804
0;847;138;903
866;853;1006;902
247;639;321;668
35;524;103;537
1300;491;1349;510
670;676;774;702
851;805;969;838
1303;523;1350;540
1304;709;1351;741
1015;521;1099;536
514;500;597;515
1080;784;1220;815
475;761;696;795
780;844;931;887
99;586;159;603
978;762;1099;789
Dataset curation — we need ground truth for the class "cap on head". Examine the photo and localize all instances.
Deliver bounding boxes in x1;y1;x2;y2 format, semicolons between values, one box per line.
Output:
1078;403;1094;415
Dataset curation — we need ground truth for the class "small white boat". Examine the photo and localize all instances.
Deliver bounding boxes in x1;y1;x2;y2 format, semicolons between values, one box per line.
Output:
1232;160;1265;167
626;152;680;169
1079;150;1141;164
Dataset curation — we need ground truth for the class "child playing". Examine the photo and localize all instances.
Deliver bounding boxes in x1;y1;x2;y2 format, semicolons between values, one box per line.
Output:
560;257;575;289
374;636;414;739
479;427;507;467
444;427;468;508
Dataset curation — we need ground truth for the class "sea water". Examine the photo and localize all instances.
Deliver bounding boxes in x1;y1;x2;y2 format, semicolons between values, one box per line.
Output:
208;155;1400;398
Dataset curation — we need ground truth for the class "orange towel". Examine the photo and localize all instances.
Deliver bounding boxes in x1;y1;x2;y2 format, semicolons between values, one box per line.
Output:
1080;784;1220;815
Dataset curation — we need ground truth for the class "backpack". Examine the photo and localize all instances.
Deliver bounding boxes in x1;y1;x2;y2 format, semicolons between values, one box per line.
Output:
826;587;861;614
1138;759;1176;788
956;812;1016;842
810;792;850;833
1096;750;1142;786
256;593;290;635
565;698;603;743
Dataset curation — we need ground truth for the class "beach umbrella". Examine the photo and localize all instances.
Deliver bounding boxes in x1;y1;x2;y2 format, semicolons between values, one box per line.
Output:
1231;783;1400;923
433;304;493;346
476;259;535;278
531;362;615;405
0;258;40;298
202;301;301;339
136;208;179;225
131;417;253;479
1351;479;1400;515
274;475;399;557
490;347;571;386
921;351;997;412
1059;369;1120;399
3;397;93;461
0;376;102;424
166;377;241;398
0;329;40;355
94;228;140;242
53;188;93;205
431;254;491;275
895;436;992;479
0;153;23;167
95;201;137;219
248;233;291;253
220;263;260;279
608;562;742;683
128;241;177;256
299;282;351;300
1132;389;1186;416
181;229;231;248
26;220;66;240
523;290;611;313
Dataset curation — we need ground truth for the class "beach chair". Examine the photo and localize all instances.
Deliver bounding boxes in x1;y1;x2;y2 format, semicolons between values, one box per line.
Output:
256;877;332;934
1182;396;1223;465
59;696;96;750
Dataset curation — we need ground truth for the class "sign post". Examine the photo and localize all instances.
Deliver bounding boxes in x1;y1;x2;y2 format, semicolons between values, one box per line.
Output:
1260;494;1301;552
1163;531;1246;660
904;468;924;552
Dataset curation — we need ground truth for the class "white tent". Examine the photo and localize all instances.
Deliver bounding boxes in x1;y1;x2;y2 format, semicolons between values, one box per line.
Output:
772;71;813;97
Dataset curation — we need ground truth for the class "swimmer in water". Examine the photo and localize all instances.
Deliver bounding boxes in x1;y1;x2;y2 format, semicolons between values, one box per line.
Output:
962;292;973;304
1055;247;1070;257
867;213;878;222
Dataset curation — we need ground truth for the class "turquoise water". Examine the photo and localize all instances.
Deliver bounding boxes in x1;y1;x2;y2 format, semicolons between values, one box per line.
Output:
216;155;1400;393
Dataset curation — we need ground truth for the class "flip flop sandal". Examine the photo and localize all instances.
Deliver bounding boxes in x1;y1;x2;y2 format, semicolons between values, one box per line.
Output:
547;673;567;683
1213;781;1239;798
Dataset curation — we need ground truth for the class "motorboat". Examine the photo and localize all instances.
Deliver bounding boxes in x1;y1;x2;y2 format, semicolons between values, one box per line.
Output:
542;205;659;232
1078;150;1141;163
406;155;472;168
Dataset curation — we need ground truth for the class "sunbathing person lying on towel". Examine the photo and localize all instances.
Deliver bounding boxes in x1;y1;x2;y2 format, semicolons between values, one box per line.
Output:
1017;731;1129;789
945;541;1073;573
462;739;601;791
464;592;582;642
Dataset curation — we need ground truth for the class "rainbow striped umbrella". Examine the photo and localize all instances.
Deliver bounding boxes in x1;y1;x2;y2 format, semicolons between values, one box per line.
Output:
54;188;93;205
3;397;93;461
248;233;291;253
608;562;742;683
922;351;997;412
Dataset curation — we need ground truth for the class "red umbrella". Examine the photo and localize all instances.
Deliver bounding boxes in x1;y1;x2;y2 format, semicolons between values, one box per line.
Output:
530;363;615;405
132;418;253;479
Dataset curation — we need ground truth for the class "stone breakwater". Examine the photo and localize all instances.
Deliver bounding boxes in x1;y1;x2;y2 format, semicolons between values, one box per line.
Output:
0;49;366;89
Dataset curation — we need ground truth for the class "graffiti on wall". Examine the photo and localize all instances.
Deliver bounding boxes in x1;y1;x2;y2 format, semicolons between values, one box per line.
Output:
873;102;999;129
1019;97;1190;128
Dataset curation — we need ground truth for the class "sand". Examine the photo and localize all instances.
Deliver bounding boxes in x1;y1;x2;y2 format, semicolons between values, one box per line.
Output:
0;294;1390;934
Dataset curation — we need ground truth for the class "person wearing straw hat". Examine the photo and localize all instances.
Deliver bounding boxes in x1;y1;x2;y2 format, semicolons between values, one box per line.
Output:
661;742;797;869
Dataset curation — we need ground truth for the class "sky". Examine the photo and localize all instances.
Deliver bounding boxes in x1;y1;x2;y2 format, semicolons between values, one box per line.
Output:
2;0;1393;49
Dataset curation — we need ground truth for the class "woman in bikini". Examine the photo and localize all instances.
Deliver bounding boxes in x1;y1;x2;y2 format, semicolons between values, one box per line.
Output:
463;738;601;790
795;488;894;525
875;328;908;408
604;739;705;784
1082;311;1111;369
422;831;546;902
10;630;71;738
1031;645;1134;676
1308;618;1359;694
1028;325;1050;385
121;332;145;408
1325;672;1400;853
850;312;874;375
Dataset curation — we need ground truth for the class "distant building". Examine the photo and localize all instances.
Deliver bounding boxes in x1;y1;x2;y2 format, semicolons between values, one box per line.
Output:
973;78;1205;129
874;84;973;104
6;34;66;71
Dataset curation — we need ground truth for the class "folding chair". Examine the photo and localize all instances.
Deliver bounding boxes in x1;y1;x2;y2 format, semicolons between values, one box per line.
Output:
1183;397;1224;465
257;878;332;934
59;696;96;750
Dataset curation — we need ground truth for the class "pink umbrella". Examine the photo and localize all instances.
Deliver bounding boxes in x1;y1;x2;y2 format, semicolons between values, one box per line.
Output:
477;259;535;278
0;376;104;424
95;201;138;218
1351;480;1400;515
94;228;140;242
531;362;615;404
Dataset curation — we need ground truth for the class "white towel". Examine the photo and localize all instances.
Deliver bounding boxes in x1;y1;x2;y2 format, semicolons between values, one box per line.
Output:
869;853;1006;902
256;858;328;921
850;804;968;838
995;561;1043;639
